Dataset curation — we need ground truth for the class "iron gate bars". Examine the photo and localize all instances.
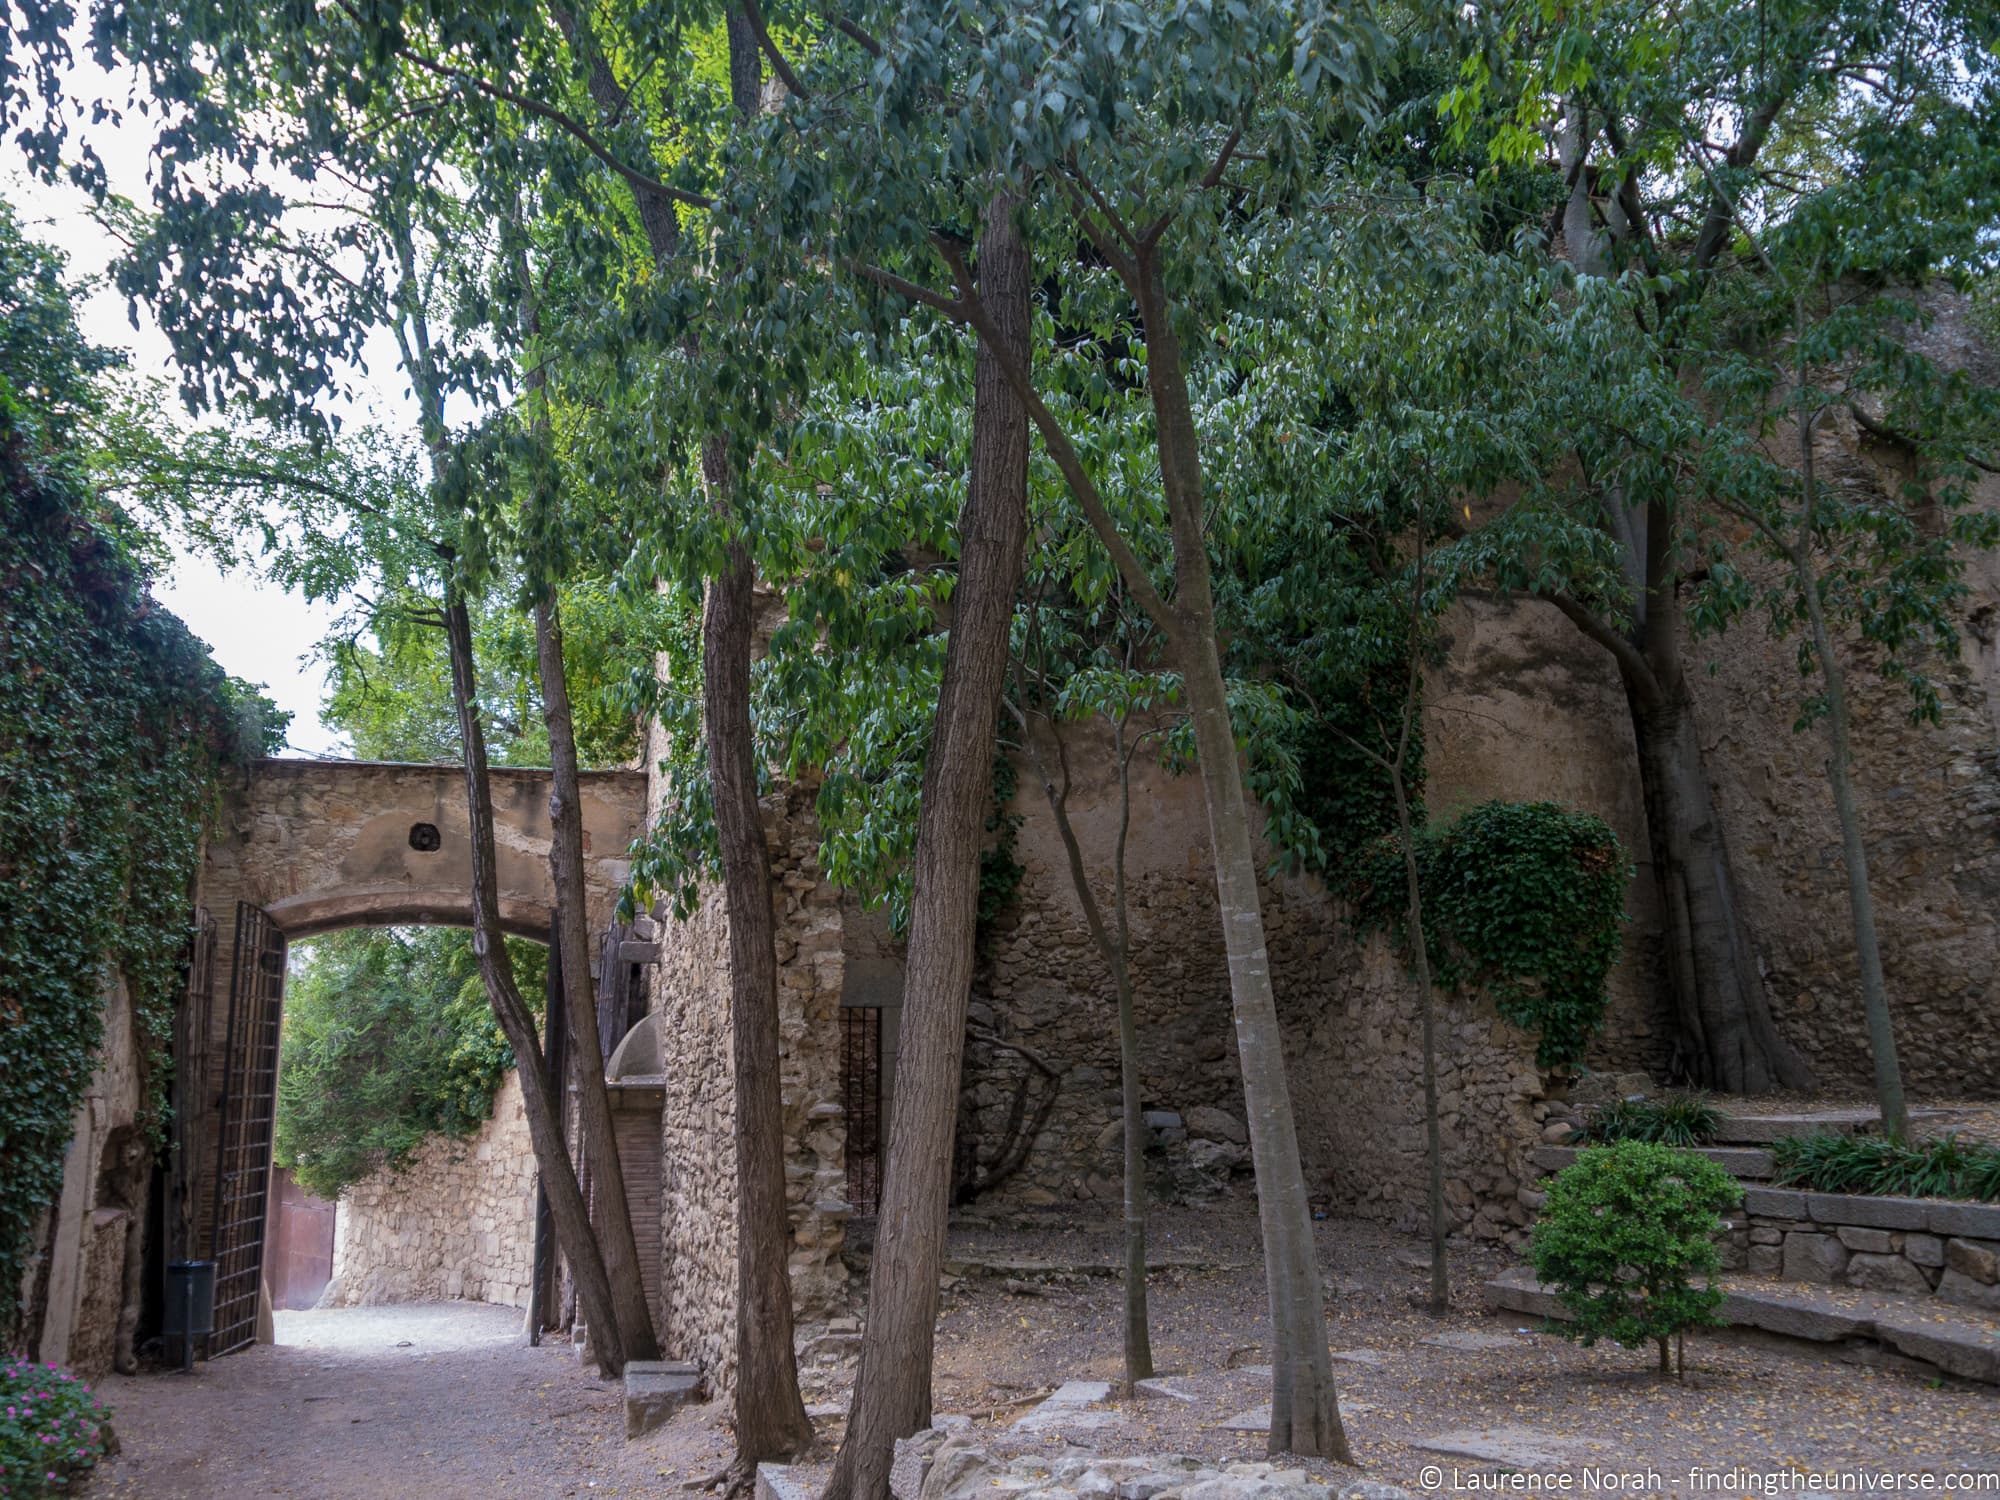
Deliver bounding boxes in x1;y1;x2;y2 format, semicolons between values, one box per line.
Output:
207;901;287;1356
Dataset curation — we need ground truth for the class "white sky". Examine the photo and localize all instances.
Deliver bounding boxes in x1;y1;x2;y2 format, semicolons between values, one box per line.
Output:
5;52;421;758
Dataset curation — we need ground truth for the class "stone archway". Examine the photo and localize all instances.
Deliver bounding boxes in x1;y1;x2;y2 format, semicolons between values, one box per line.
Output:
177;759;648;1343
197;759;646;942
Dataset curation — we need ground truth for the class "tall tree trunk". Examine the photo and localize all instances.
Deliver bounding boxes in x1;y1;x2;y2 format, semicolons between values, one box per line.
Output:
1132;256;1350;1464
704;8;812;1464
704;442;816;1463
823;189;1031;1500
1622;671;1806;1093
1557;509;1812;1096
535;592;662;1361
444;588;627;1379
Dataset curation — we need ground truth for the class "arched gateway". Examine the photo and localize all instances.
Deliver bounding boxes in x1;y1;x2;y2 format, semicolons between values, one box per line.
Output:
179;759;648;1353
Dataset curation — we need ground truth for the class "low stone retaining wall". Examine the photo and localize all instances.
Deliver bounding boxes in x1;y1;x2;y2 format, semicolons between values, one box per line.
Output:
1723;1186;2000;1311
322;1071;536;1309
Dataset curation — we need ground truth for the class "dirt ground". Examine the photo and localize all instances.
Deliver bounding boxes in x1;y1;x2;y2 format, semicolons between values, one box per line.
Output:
91;1204;2000;1498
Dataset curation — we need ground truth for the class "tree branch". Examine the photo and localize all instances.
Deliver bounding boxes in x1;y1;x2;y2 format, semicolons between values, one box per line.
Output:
740;0;810;100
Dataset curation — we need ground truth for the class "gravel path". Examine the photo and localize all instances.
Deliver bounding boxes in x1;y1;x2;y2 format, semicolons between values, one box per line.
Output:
85;1207;2000;1498
90;1302;631;1498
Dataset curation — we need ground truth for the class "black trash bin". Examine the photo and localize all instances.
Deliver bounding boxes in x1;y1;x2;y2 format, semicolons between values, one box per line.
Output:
164;1260;215;1371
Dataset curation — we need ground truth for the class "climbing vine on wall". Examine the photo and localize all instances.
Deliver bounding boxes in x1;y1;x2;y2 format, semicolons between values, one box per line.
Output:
0;474;277;1327
1348;801;1630;1070
1;207;280;1327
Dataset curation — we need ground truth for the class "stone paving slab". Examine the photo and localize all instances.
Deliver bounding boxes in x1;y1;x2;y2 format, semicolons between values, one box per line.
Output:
1217;1401;1374;1432
1712;1110;1949;1145
1421;1331;1525;1352
1418;1424;1579;1469
1015;1380;1124;1433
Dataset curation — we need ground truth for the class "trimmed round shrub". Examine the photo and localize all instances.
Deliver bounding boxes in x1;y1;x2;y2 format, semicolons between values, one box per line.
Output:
1530;1141;1742;1377
1;1356;111;1495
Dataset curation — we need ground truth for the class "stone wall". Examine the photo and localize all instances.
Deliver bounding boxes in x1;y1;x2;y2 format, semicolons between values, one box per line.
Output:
323;1070;536;1309
958;725;1555;1244
644;746;850;1391
24;971;148;1376
1724;1186;2000;1312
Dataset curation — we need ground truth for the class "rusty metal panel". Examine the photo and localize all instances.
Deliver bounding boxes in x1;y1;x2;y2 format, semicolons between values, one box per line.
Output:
268;1169;335;1311
841;1009;882;1217
208;902;286;1356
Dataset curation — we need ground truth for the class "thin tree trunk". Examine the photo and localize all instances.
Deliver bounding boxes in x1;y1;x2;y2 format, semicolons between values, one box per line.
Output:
1792;419;1907;1139
1109;721;1153;1385
824;189;1031;1500
1132;254;1349;1464
535;592;661;1361
1017;703;1152;1385
1389;771;1448;1316
444;589;627;1379
706;8;812;1463
704;445;815;1461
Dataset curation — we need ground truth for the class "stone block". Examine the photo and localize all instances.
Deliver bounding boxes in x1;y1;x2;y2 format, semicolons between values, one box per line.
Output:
1874;1305;2000;1383
1927;1202;2000;1240
1835;1226;1896;1254
1782;1231;1848;1284
1747;1245;1782;1276
1937;1269;2000;1314
1750;1226;1783;1245
1843;1252;1932;1295
1944;1238;2000;1284
624;1359;703;1440
759;1466;813;1500
1743;1187;1808;1220
1804;1193;1929;1231
1903;1234;1945;1269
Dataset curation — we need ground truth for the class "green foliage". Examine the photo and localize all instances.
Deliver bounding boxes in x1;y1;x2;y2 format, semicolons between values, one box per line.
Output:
1;209;272;1325
274;929;543;1200
1585;1094;1723;1148
0;1356;111;1495
1770;1132;2000;1204
1350;801;1629;1069
1531;1142;1741;1370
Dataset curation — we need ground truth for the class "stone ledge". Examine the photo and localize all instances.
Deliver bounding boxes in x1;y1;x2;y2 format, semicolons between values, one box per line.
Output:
1529;1145;1774;1179
1482;1266;2000;1383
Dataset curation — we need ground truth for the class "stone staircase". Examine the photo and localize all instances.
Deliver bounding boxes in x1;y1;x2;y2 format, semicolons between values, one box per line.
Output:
1485;1106;2000;1384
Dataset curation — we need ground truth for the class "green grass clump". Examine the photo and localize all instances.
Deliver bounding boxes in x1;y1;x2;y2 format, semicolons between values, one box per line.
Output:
1770;1131;2000;1202
1585;1093;1723;1148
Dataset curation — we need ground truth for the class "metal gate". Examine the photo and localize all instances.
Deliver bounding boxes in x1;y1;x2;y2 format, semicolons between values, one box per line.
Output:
208;902;287;1356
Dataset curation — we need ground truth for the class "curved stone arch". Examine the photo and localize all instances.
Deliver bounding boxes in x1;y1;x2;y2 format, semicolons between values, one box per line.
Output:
197;759;647;946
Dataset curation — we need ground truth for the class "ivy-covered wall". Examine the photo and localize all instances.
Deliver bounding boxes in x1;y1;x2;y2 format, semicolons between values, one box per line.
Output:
1;347;273;1347
0;487;272;1344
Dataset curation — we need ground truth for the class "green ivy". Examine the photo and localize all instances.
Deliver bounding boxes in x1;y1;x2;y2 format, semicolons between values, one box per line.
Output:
1;449;274;1331
1;207;279;1329
1349;800;1630;1070
976;751;1025;950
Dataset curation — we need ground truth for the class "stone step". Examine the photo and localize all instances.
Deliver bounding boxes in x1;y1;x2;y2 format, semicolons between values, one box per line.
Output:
1708;1109;1952;1145
624;1359;704;1439
1481;1266;2000;1384
1531;1144;1775;1179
